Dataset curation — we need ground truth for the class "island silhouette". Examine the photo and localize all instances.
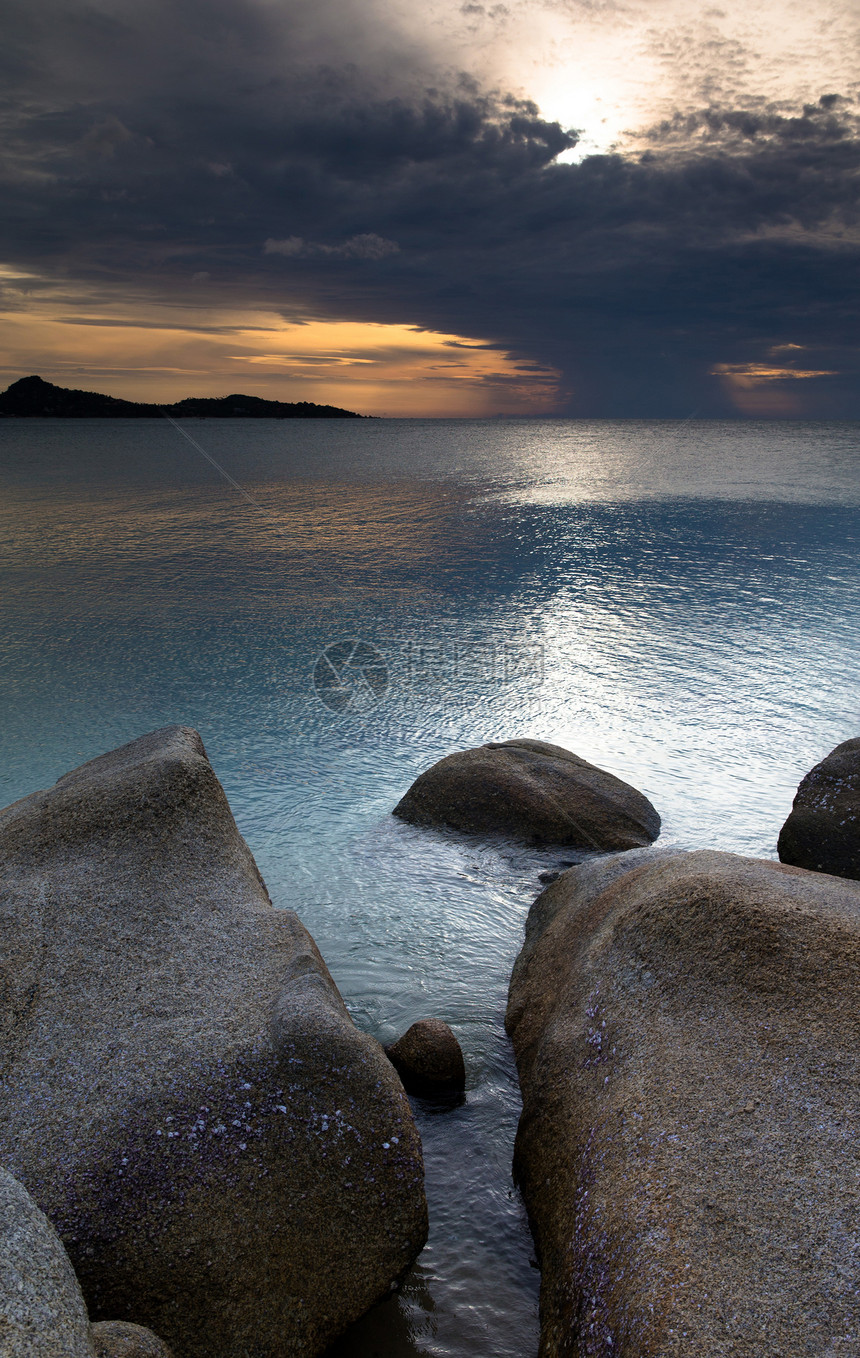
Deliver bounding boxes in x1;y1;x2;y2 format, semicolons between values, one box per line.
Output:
0;375;365;418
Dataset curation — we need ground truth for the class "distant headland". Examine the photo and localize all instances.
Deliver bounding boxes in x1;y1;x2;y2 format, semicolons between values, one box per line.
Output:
0;375;366;419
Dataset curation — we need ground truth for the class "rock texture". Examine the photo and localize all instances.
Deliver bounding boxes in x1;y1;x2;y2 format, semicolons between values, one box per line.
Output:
393;740;660;850
0;1165;94;1357
385;1019;466;1095
0;727;426;1357
90;1322;173;1358
506;848;860;1358
778;737;860;879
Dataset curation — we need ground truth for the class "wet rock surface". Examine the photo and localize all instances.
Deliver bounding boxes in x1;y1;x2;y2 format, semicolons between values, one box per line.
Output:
385;1019;466;1095
506;848;860;1358
0;1165;94;1357
0;727;427;1357
393;740;660;850
778;736;860;879
537;859;580;885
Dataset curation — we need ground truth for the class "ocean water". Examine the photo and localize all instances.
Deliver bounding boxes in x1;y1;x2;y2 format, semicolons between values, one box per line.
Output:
1;417;859;1355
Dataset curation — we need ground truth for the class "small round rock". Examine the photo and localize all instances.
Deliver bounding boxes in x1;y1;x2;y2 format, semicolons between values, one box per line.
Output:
90;1321;175;1358
385;1019;466;1095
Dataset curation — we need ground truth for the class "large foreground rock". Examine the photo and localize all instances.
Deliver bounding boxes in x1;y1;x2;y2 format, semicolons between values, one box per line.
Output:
506;849;860;1358
393;740;660;850
0;727;426;1357
0;1165;93;1357
778;737;860;879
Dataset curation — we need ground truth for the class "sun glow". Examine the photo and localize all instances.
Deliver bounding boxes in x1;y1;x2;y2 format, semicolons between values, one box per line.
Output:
464;0;860;162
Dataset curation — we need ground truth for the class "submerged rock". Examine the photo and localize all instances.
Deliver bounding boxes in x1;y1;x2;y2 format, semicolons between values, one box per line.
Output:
393;739;660;850
0;1165;93;1357
778;737;860;879
385;1019;466;1095
507;848;860;1358
0;727;427;1357
89;1322;173;1358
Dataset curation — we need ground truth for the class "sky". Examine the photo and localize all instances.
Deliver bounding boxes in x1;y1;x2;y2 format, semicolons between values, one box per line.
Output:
1;0;859;416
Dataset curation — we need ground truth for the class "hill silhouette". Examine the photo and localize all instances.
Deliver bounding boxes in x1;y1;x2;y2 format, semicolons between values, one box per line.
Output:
0;375;365;418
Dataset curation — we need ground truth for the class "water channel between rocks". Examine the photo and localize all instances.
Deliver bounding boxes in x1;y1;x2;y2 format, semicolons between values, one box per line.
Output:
2;417;859;1354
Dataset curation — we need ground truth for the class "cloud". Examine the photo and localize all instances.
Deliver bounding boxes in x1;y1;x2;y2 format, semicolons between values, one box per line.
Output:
0;0;859;413
263;237;305;258
264;233;401;259
78;115;134;158
712;363;838;382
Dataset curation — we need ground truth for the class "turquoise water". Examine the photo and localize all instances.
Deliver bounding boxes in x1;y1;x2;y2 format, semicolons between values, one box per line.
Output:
2;417;860;1355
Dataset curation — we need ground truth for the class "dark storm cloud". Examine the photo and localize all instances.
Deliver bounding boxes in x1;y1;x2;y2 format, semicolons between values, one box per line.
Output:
2;0;859;413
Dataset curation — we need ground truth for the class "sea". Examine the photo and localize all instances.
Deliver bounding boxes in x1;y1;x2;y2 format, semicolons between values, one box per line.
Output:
1;417;859;1356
